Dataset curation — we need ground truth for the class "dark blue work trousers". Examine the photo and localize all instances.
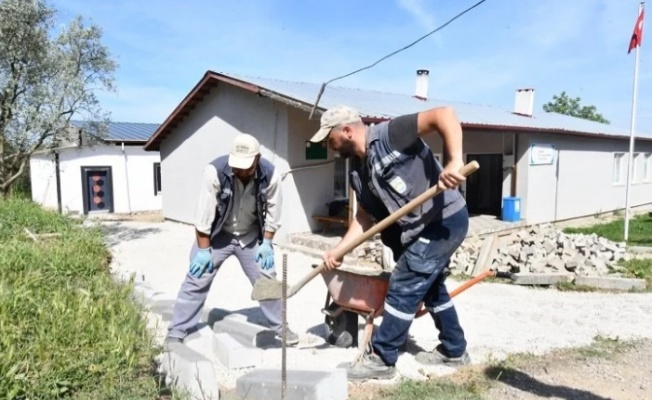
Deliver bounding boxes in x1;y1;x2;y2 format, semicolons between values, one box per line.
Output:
372;206;469;365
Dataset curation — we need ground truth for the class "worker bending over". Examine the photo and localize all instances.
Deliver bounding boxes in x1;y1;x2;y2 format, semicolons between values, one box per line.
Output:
311;105;470;380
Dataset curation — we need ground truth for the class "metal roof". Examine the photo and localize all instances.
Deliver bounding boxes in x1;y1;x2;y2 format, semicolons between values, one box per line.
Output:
71;120;160;142
219;71;651;139
144;70;652;151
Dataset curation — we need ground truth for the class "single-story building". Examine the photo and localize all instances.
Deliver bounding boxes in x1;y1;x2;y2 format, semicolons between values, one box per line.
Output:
30;121;162;215
143;69;652;244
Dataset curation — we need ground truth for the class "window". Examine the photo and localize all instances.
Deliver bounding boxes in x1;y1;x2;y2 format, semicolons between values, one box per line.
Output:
613;153;625;184
644;153;651;182
633;153;641;183
153;162;162;195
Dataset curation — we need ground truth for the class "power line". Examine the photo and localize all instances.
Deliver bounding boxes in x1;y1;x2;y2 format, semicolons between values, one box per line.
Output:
308;0;489;119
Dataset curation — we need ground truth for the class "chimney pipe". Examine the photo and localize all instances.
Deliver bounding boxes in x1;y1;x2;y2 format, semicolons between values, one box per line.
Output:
414;69;429;101
513;88;535;117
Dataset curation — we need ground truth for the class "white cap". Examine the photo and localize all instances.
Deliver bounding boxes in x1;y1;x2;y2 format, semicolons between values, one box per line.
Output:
309;105;362;143
228;133;260;169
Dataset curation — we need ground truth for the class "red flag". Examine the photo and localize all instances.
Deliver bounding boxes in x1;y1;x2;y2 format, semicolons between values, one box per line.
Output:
629;7;645;54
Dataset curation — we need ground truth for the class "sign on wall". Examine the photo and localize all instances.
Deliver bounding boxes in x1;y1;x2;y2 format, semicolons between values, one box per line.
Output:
529;143;556;165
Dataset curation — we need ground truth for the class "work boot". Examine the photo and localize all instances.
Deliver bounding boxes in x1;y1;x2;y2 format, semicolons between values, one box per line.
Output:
342;348;396;381
276;327;300;345
163;336;184;351
415;345;471;366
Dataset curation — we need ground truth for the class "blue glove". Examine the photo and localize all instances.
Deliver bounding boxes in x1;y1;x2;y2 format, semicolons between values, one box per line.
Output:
189;247;213;278
255;238;275;271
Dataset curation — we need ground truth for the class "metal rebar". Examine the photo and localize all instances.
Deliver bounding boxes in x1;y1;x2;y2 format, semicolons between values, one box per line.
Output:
281;253;288;400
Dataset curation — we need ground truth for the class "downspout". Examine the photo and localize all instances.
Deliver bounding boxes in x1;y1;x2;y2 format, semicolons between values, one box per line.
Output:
122;142;132;213
54;150;62;214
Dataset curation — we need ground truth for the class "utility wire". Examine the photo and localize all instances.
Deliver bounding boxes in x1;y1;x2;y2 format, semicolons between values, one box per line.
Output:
308;0;489;119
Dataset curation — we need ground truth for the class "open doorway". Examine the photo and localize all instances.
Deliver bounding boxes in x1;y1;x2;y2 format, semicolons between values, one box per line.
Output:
465;154;503;217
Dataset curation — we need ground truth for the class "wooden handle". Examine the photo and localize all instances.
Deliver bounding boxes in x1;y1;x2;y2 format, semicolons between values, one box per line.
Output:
287;161;480;297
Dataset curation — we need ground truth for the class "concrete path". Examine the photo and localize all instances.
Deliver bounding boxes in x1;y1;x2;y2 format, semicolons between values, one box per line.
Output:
102;219;652;392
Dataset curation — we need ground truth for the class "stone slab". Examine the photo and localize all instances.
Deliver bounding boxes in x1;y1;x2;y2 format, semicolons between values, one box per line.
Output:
213;332;262;369
157;342;220;400
236;368;348;400
574;276;647;291
512;273;574;286
212;318;277;348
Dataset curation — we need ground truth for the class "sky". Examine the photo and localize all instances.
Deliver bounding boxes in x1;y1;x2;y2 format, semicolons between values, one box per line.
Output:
52;0;652;135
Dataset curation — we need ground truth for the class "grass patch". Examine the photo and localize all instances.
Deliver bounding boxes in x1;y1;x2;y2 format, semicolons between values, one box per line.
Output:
363;377;487;400
562;214;652;246
0;198;169;399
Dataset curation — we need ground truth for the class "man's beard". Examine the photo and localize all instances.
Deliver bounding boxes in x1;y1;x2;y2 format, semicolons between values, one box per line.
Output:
337;140;356;159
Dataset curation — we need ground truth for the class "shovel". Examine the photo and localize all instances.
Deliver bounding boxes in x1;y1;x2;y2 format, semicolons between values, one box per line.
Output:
251;161;480;301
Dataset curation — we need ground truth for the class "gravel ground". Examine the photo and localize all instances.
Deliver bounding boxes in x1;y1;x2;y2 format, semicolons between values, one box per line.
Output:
102;219;652;391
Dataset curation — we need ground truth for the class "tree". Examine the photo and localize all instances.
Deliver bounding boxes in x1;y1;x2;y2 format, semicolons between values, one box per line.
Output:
542;91;610;124
0;0;117;197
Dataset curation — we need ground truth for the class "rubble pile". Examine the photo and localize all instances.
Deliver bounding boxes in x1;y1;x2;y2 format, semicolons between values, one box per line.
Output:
449;225;629;277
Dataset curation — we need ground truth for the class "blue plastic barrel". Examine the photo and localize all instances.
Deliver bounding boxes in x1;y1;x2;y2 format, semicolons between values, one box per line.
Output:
502;197;521;222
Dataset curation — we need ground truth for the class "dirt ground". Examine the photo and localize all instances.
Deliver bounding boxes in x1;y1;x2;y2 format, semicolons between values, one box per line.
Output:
348;337;652;400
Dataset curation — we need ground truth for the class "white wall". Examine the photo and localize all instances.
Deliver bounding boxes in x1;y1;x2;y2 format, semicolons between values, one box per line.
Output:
158;84;293;242
523;133;652;223
30;143;162;214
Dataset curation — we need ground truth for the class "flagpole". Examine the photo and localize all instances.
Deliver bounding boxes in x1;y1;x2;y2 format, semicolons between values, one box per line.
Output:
624;2;644;242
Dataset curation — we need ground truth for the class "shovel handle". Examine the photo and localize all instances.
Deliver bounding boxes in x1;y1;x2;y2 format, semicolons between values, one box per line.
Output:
287;161;480;297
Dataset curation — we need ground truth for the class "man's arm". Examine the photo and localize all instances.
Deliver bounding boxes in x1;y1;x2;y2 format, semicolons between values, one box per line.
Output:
323;206;373;269
416;106;463;165
193;164;220;249
262;167;282;241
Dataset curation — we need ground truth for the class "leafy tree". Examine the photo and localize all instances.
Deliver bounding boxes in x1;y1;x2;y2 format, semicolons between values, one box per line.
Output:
0;0;117;197
543;91;610;124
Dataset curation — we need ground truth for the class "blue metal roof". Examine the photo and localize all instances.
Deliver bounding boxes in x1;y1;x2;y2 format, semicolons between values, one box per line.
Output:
71;121;160;142
219;72;652;139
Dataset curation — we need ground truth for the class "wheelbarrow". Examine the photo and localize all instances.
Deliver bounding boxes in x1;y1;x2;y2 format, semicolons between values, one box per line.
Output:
317;264;515;365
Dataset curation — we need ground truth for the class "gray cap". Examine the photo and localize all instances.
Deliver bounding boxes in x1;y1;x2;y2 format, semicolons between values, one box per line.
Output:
309;105;362;143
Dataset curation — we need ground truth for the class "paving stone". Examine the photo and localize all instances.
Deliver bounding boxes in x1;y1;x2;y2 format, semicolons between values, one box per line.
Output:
236;368;347;400
213;332;262;369
212;318;277;348
512;273;574;286
157;342;220;400
574;276;647;291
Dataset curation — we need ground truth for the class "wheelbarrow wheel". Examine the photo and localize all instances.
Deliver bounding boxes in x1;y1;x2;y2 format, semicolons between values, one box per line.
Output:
324;306;359;348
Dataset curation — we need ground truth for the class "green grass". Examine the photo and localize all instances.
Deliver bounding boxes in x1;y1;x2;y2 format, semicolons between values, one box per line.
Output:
562;214;652;246
0;198;169;399
367;378;487;400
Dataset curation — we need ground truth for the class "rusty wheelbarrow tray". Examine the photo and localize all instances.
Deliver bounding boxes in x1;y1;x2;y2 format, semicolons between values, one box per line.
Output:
316;264;515;365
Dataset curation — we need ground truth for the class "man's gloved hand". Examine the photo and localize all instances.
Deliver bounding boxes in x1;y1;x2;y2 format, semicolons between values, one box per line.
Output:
189;247;213;278
255;238;275;271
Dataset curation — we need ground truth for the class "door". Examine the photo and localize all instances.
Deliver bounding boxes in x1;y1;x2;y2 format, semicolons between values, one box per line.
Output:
465;154;503;217
81;166;114;214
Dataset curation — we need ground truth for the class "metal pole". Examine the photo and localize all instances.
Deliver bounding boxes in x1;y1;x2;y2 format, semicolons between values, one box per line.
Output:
281;253;287;400
624;1;644;241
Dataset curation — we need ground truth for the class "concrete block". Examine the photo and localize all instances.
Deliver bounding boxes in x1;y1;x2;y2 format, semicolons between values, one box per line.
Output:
236;368;348;400
213;332;262;369
157;342;220;400
213;318;277;348
574;276;647;291
512;273;574;286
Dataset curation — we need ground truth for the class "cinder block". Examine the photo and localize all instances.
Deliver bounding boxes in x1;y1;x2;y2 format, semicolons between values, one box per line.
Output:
512;273;573;286
157;342;220;400
574;276;647;291
236;368;348;400
213;318;277;348
213;332;262;369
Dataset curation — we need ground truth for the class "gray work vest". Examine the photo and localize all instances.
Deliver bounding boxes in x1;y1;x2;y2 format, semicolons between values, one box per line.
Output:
349;122;465;254
208;155;274;242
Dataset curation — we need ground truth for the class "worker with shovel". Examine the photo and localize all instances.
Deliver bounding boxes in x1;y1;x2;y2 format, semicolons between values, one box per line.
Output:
310;105;470;380
164;133;300;347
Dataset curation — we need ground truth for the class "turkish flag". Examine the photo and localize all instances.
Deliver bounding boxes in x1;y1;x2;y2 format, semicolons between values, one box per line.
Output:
629;7;645;54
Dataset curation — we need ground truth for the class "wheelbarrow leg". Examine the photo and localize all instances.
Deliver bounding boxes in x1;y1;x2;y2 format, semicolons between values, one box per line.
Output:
351;313;374;367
